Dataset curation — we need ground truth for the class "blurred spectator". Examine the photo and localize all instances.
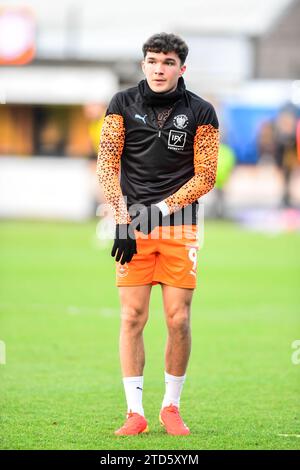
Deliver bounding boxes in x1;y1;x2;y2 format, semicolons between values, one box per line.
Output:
257;120;276;165
83;103;106;159
257;105;300;207
32;106;68;157
274;107;299;206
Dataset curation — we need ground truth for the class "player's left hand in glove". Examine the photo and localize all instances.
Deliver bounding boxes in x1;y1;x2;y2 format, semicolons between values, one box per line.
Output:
131;205;163;235
111;224;137;265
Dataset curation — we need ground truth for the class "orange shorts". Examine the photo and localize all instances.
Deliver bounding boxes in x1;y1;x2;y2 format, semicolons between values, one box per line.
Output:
116;225;199;289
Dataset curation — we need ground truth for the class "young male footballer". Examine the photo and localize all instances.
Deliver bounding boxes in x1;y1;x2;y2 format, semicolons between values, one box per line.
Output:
97;33;219;436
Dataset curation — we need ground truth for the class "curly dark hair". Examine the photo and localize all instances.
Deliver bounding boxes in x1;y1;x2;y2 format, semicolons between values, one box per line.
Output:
142;33;188;66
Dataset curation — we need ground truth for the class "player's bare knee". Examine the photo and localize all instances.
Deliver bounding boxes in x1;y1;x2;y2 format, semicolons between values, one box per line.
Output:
166;307;190;335
121;306;148;333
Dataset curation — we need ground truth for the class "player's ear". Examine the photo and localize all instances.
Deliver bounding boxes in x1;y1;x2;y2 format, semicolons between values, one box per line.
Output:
141;60;146;75
180;64;186;76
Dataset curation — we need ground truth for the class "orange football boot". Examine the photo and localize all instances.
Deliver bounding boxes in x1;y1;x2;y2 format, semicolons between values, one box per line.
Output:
159;404;190;435
115;411;149;436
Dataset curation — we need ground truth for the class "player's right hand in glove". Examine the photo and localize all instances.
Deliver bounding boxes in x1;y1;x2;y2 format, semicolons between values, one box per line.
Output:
111;224;137;265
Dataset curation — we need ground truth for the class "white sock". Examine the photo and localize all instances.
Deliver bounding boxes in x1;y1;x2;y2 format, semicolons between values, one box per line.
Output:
162;371;186;409
122;376;144;416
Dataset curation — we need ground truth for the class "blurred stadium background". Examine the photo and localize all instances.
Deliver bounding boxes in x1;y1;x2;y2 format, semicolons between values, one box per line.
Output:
0;0;299;450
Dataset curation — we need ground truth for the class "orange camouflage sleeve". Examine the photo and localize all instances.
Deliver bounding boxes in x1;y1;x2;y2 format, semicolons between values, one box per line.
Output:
96;114;131;224
163;123;219;214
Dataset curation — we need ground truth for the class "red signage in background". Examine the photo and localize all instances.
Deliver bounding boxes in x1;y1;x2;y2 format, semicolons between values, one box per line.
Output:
0;6;36;65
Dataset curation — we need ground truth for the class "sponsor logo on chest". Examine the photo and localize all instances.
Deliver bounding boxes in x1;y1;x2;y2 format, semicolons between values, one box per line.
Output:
168;130;187;150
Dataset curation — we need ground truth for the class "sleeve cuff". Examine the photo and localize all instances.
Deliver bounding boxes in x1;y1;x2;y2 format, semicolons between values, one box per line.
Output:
155;201;170;217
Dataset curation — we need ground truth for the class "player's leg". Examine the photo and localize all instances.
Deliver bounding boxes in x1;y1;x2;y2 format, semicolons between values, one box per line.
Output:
159;284;194;435
162;284;194;377
118;284;152;377
115;284;152;435
114;230;158;435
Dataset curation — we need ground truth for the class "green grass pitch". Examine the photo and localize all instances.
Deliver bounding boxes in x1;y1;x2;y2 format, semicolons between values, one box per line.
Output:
0;220;299;450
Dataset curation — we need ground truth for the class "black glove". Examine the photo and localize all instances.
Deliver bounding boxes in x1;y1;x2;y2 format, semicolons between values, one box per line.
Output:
131;205;162;235
111;224;137;265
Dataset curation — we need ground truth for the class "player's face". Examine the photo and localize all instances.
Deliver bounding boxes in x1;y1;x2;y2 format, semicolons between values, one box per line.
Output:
142;51;186;93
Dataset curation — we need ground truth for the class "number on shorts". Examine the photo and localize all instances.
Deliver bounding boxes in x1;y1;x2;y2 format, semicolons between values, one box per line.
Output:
188;247;197;273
